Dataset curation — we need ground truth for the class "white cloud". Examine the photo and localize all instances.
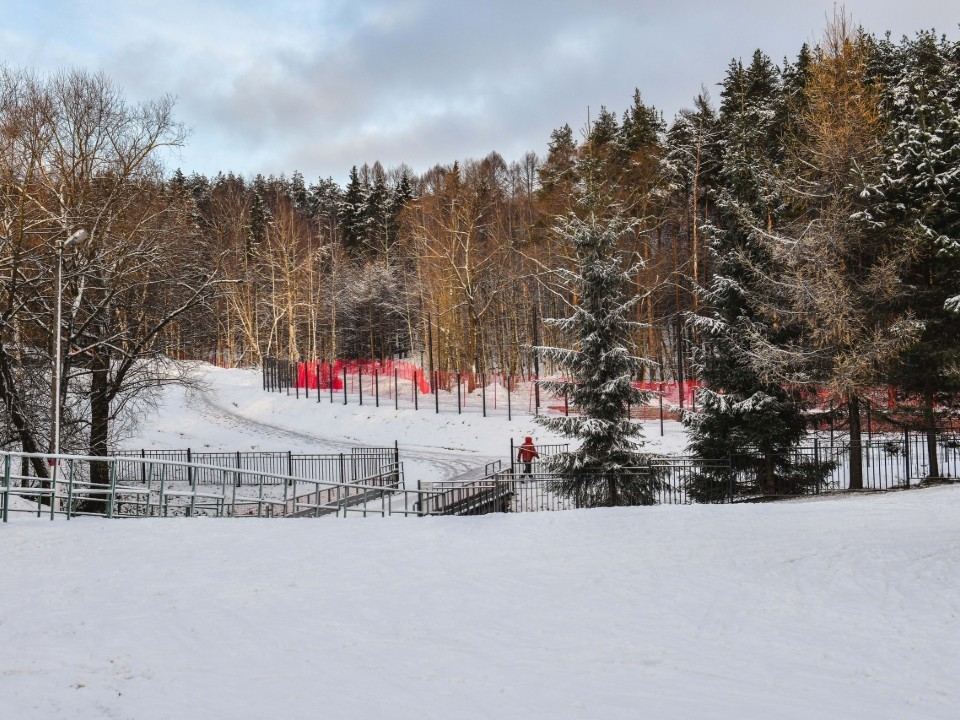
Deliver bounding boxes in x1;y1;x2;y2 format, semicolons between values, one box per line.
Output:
3;0;958;184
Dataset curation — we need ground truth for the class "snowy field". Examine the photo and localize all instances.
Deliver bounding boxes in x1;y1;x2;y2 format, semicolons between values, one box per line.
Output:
2;365;959;719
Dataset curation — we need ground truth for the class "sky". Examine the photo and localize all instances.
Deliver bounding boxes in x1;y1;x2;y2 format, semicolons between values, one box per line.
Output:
2;1;957;185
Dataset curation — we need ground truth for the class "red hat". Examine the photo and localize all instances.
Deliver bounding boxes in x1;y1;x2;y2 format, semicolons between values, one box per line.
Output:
524;436;533;443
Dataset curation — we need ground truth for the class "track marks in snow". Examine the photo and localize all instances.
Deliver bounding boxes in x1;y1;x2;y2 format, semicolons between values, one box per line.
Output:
188;386;496;481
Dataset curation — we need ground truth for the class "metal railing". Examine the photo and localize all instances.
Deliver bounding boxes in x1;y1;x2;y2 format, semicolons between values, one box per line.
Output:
4;431;957;523
115;447;397;487
0;451;411;521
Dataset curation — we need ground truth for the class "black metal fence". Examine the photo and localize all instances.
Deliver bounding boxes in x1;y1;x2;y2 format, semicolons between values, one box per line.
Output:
488;431;960;513
112;447;398;487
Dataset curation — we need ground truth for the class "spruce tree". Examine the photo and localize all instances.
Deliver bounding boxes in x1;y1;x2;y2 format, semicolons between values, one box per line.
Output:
339;166;367;254
538;124;578;197
685;50;813;498
534;162;661;507
746;20;917;491
863;31;960;476
248;174;270;261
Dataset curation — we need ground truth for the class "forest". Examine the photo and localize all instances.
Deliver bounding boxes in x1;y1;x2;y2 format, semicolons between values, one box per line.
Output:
1;13;958;467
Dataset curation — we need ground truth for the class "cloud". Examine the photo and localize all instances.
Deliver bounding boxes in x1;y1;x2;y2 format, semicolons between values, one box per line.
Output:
4;0;959;184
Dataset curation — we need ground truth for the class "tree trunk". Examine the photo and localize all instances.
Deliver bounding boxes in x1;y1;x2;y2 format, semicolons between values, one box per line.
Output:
923;389;940;479
760;451;776;495
607;475;619;507
84;351;111;514
0;349;51;481
848;394;864;490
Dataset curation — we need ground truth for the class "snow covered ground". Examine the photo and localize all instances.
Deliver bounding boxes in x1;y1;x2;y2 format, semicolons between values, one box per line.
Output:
122;365;690;484
3;364;959;719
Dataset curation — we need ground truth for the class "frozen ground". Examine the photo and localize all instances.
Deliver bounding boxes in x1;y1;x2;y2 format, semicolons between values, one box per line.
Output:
3;364;958;719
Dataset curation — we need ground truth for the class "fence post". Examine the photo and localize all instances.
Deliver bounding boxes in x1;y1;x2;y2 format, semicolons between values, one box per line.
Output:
814;437;820;491
343;366;348;405
359;365;363;406
108;459;118;519
434;370;439;414
3;454;10;523
67;459;76;519
659;385;664;436
510;438;515;476
903;427;910;488
394;369;399;410
413;371;418;410
295;362;299;399
507;375;512;422
457;373;462;414
564;389;569;417
317;362;322;403
304;362;308;399
186;447;193;488
375;369;379;407
482;373;487;417
287;450;293;486
329;363;334;403
236;451;242;487
188;455;197;518
394;440;401;485
727;451;734;503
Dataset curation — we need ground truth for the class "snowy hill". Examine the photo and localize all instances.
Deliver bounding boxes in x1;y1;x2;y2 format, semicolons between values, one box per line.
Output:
3;364;958;719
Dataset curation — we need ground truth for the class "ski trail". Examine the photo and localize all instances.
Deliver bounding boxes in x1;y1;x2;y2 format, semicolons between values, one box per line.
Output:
188;386;498;483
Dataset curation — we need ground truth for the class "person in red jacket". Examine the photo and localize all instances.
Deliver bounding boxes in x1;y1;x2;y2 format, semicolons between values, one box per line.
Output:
517;436;539;479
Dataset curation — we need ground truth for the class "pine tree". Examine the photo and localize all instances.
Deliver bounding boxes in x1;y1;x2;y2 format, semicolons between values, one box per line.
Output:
534;163;661;507
362;162;390;256
751;17;918;490
339;166;367;254
288;170;309;215
862;31;960;477
685;49;815;499
248;174;271;261
619;89;663;156
538;124;578;197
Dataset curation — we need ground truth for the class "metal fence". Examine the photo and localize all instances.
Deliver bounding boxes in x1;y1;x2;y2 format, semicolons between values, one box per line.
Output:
262;356;691;423
488;431;960;513
114;448;397;487
0;450;407;521
3;430;957;522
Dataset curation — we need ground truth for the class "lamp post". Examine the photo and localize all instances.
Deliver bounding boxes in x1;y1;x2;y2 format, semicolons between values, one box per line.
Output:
50;228;88;464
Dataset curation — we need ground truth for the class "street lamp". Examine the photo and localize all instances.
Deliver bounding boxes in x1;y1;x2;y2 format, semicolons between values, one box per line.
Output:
50;228;88;464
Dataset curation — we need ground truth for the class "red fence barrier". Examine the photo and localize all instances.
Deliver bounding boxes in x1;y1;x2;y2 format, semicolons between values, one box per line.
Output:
267;356;957;429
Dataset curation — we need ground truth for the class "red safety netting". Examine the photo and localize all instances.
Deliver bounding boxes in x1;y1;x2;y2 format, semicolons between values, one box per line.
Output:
293;359;702;410
275;357;959;427
298;359;433;394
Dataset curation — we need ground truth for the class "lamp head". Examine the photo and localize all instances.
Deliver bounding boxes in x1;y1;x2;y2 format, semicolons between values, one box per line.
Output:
64;229;89;248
